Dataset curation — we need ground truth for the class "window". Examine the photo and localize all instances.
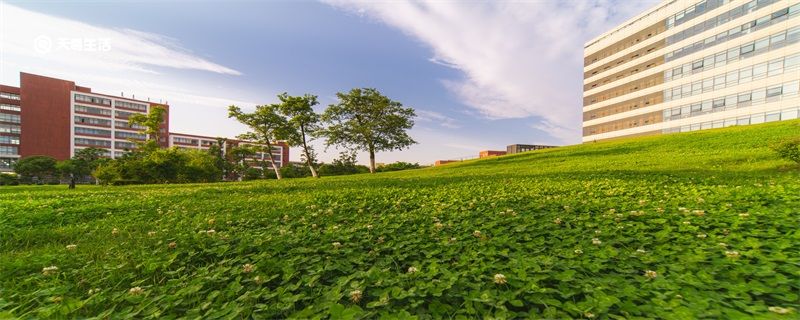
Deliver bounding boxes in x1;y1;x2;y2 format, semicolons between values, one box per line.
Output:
74;116;111;127
737;117;750;125
0;124;20;134
0;157;17;169
75;104;112;116
784;81;800;95
0;146;18;155
786;54;800;69
74;138;111;147
766;86;782;97
115;101;148;112
0;136;19;145
783;108;799;120
692;60;704;70
754;38;769;51
752;63;768;78
0;104;20;112
0;92;20;100
691;103;702;113
765;112;780;122
713;99;725;108
115;141;136;149
672;67;683;76
751;113;765;124
768;60;783;75
738;93;752;104
0;113;21;124
74;94;111;106
115;131;146;140
741;43;755;54
75;127;111;137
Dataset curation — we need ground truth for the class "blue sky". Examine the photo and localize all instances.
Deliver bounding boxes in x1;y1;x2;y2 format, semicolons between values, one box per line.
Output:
0;0;657;164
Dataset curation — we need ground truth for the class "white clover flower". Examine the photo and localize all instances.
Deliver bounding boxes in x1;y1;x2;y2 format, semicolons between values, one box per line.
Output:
493;273;507;284
718;242;727;248
208;218;216;225
594;230;601;234
473;230;482;238
739;213;750;218
349;290;363;303
147;231;156;236
254;276;263;284
636;248;647;253
332;242;342;249
88;288;101;295
554;218;562;225
682;221;691;225
407;266;418;274
377;237;385;244
243;263;255;273
66;244;77;251
638;199;647;205
585;312;596;318
592;238;602;245
168;242;177;249
449;237;457;243
644;270;657;279
129;287;144;295
693;210;705;216
111;228;119;236
768;306;794;314
725;250;740;258
434;222;444;229
206;229;216;236
311;224;318;228
574;249;583;255
42;266;59;276
366;224;373;230
697;234;707;238
50;296;62;303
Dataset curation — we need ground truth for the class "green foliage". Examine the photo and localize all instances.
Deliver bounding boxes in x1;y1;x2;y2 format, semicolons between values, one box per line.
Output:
0;173;18;186
228;104;290;179
93;148;222;184
1;120;800;318
280;163;314;179
318;151;370;176
319;88;416;173
376;161;423;172
127;105;167;151
774;137;800;164
276;93;322;178
13;155;57;183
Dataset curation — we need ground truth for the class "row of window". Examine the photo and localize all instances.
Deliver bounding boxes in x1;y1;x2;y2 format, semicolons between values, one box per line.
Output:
663;80;800;121
667;0;778;45
666;5;800;62
662;106;800;133
115;131;146;140
665;26;800;82
74;93;111;106
0;92;20;101
0;124;20;134
115;120;146;130
667;0;729;29
0;104;20;112
75;104;112;116
173;137;198;144
75;126;111;137
74;138;111;148
0;136;20;145
115;141;136;149
0;157;17;169
75;147;112;158
115;100;148;112
0;146;18;155
0;114;21;124
75;116;112;127
664;53;800;102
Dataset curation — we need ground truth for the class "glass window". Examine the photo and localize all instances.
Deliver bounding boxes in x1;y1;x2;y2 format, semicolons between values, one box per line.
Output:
726;71;739;84
725;118;737;127
738;93;752;103
703;78;714;92
713;99;725;108
753;63;768;77
782;109;799;120
702;100;713;111
788;27;800;41
766;85;783;97
712;120;724;128
737;117;750;125
754;38;769;51
691;103;703;113
692;60;704;70
673;67;683;76
783;81;799;95
725;95;737;107
740;43;755;54
751;113;765;124
752;89;767;101
786;54;800;69
765;112;780;122
727;48;740;61
770;32;787;46
739;68;753;82
772;7;789;20
768;60;783;75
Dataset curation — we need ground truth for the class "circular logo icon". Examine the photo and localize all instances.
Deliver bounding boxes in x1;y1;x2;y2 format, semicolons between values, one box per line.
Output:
34;35;53;54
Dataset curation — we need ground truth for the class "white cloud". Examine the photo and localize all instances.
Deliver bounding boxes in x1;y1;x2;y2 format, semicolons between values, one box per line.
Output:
322;0;658;143
416;109;460;129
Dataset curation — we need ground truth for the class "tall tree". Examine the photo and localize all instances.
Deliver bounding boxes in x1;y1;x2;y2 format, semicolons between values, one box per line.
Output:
207;138;232;180
320;88;416;173
276;93;321;178
228;104;289;179
14;156;57;183
128;105;167;152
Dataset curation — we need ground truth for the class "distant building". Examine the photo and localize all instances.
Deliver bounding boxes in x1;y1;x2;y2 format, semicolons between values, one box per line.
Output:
434;160;459;166
169;132;289;169
0;72;289;172
479;150;506;158
506;144;557;154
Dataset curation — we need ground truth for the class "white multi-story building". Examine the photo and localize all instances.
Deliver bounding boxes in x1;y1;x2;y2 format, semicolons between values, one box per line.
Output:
583;0;800;142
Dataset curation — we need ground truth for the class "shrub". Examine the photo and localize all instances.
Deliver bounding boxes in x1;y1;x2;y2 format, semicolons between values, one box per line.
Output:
0;174;19;186
376;161;423;172
774;137;800;164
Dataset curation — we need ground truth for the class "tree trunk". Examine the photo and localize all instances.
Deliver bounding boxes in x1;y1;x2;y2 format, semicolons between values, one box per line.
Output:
300;125;319;178
265;141;282;180
368;146;376;174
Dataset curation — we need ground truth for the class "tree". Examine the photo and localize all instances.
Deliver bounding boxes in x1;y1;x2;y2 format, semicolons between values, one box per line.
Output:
208;138;233;180
57;147;106;188
229;145;257;181
276;93;321;178
128;105;167;152
228;104;289;180
14;156;57;184
318;151;370;176
320;88;416;173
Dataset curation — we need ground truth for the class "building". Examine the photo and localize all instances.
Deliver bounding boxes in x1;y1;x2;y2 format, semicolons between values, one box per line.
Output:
583;0;800;142
169;132;289;168
506;144;557;154
0;72;288;172
434;160;459;166
479;150;507;158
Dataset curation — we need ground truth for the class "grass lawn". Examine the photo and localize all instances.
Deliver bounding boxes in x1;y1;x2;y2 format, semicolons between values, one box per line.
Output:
1;120;799;318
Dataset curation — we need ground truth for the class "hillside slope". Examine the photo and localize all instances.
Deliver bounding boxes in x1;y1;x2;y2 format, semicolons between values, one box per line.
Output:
1;120;799;318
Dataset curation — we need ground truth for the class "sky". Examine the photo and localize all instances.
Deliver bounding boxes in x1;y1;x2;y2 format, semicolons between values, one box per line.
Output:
0;0;659;165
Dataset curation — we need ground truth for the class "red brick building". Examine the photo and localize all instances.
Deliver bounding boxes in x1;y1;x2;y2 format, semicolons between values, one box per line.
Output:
479;150;507;158
0;72;288;172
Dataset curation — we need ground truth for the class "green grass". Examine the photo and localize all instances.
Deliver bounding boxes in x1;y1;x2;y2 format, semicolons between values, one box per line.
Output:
1;120;799;319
